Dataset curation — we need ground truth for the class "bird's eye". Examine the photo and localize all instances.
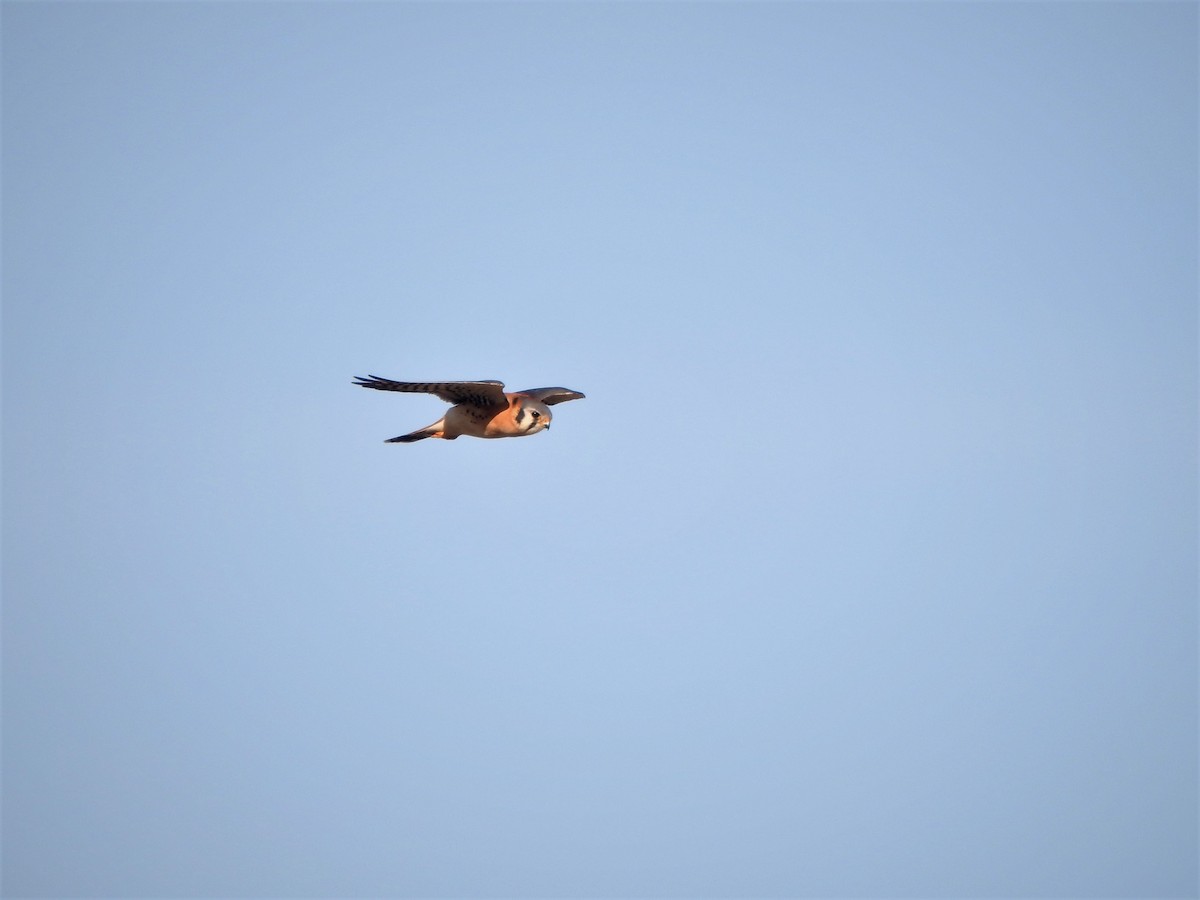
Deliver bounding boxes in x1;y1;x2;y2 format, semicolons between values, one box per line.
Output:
531;411;541;420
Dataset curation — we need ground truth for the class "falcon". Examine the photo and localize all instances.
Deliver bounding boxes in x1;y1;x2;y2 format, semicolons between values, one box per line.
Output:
354;376;585;443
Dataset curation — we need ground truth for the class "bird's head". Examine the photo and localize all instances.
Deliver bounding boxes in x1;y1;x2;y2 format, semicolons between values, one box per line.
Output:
511;396;552;435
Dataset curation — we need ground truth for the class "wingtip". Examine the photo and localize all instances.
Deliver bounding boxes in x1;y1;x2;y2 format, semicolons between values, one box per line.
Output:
354;374;388;388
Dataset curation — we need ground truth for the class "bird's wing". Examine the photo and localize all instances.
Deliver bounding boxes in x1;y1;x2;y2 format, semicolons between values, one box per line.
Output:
516;387;586;406
353;376;508;408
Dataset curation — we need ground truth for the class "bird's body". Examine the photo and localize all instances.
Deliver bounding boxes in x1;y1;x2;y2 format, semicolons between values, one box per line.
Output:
354;376;585;443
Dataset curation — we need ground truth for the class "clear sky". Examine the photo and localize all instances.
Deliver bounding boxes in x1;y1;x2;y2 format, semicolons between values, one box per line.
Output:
3;2;1196;897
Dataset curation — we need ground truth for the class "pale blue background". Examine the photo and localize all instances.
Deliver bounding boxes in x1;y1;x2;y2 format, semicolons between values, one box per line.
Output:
3;2;1197;897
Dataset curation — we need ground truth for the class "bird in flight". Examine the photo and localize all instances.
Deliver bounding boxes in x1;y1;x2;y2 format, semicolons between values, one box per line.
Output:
354;376;586;443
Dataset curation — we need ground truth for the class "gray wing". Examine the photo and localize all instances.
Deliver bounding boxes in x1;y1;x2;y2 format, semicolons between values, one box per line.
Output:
353;376;507;408
517;387;586;406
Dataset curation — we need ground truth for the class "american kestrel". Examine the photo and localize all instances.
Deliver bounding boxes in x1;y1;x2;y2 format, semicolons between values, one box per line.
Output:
354;376;586;443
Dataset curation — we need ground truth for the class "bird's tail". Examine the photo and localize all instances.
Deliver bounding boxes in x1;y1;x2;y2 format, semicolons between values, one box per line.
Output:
385;419;445;443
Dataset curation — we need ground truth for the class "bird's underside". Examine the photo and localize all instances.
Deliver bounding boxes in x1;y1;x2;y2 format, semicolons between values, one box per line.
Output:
354;376;585;442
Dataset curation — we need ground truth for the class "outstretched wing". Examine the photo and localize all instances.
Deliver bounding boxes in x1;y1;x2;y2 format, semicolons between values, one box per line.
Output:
516;387;586;406
353;376;507;408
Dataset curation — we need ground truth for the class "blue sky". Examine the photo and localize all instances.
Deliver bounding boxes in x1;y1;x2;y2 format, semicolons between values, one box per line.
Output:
3;2;1196;897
